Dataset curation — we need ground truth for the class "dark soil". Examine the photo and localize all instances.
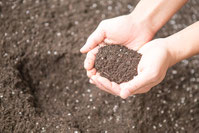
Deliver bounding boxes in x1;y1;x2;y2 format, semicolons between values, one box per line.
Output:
0;0;199;133
95;45;141;84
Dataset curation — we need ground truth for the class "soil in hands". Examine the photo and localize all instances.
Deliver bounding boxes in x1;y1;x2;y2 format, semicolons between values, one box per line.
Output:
95;45;142;84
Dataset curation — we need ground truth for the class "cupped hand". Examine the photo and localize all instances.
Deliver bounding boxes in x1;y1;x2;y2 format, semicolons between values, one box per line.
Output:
82;14;155;95
119;39;172;98
88;39;173;99
80;14;154;54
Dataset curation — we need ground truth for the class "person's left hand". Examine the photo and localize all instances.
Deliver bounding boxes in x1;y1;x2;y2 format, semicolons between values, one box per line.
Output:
87;39;173;99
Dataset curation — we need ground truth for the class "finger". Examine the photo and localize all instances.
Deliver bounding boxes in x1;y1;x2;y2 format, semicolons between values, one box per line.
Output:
80;25;105;53
92;78;114;95
119;83;152;99
120;84;151;99
84;46;100;70
132;76;164;95
132;72;165;96
132;85;152;95
119;72;153;99
91;75;117;95
87;68;96;78
96;75;120;96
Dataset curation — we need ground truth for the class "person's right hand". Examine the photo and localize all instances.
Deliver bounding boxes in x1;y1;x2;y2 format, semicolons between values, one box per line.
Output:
119;38;173;98
87;38;173;98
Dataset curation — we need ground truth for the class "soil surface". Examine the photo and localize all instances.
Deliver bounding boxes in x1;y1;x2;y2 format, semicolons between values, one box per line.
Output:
0;0;199;133
95;45;141;84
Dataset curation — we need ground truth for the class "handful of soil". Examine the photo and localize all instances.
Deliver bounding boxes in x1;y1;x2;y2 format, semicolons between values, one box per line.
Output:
95;45;142;84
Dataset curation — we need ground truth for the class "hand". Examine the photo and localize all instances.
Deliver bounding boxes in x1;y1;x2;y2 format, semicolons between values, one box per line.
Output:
82;14;155;95
89;39;172;99
80;14;154;53
119;21;199;99
119;39;172;98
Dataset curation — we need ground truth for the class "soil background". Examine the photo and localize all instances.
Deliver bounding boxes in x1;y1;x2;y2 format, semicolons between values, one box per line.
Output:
0;0;199;133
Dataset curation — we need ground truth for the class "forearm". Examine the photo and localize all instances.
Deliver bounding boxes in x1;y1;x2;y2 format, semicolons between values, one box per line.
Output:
166;21;199;66
130;0;188;34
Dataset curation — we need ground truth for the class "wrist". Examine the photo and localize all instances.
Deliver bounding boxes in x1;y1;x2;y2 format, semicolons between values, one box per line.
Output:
129;0;188;37
164;36;185;67
129;11;157;35
163;38;176;67
127;13;156;38
165;21;199;67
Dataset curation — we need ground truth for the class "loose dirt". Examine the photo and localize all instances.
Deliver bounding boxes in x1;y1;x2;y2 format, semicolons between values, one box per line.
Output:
95;45;141;84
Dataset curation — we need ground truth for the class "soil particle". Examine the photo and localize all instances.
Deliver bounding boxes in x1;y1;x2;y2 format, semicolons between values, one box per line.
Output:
95;45;141;84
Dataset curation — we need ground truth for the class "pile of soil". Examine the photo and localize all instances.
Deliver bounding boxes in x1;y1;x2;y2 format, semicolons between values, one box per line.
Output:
95;45;141;84
0;0;199;133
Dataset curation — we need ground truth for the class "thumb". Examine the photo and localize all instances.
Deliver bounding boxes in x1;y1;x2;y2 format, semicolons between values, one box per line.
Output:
119;71;153;99
80;25;105;53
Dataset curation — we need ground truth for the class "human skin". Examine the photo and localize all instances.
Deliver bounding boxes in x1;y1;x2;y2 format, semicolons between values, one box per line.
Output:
81;0;189;98
88;21;199;98
80;0;188;53
119;21;199;98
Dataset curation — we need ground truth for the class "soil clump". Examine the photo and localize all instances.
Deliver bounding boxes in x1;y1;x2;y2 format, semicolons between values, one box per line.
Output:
95;45;141;84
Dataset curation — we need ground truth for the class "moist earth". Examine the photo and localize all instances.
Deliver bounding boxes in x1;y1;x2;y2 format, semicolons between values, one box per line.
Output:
0;0;199;133
95;45;141;84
